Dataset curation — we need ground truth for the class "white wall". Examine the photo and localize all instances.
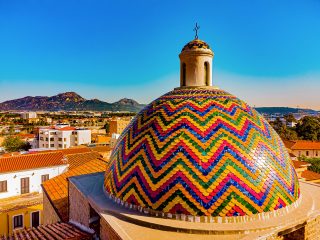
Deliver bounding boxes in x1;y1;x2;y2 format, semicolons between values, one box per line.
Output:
38;128;91;149
0;164;68;199
76;130;91;145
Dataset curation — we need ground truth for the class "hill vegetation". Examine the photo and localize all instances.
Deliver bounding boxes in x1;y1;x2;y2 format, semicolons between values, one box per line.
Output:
0;92;146;112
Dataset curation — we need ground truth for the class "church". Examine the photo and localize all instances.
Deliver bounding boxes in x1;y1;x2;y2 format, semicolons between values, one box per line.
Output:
43;33;320;240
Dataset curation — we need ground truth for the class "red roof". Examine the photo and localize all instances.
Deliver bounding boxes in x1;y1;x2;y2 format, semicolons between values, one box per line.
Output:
29;146;91;156
301;170;320;181
59;126;77;131
284;140;320;150
292;160;311;169
17;133;36;139
0;152;66;173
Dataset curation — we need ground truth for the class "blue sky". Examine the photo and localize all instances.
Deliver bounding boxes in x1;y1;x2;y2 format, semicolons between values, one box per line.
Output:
0;0;320;109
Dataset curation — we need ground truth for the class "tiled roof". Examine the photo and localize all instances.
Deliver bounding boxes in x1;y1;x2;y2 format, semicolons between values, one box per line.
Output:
1;222;93;240
17;133;36;139
292;160;311;169
0;192;42;213
89;145;111;153
66;151;102;169
59;126;77;131
282;140;296;149
0;152;65;173
30;146;91;156
42;158;108;221
284;140;320;150
301;170;320;181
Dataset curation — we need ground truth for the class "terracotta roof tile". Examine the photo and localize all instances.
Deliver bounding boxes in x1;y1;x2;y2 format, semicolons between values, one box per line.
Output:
301;170;320;181
1;222;92;240
292;160;311;169
42;158;108;221
282;140;296;149
30;146;91;156
285;140;320;150
59;126;77;131
66;151;102;169
0;152;66;173
89;145;111;153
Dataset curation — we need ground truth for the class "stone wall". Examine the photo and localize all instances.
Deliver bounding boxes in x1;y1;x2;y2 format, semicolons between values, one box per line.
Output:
69;181;91;227
42;192;60;224
100;218;121;240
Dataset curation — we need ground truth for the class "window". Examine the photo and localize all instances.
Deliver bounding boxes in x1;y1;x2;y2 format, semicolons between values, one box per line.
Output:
204;61;210;86
63;138;67;141
0;180;7;192
50;144;54;147
58;138;63;141
13;215;23;229
21;177;30;194
58;144;62;148
31;211;40;228
306;151;309;156
316;151;318;157
50;137;54;141
45;138;48;141
41;174;49;183
182;63;186;86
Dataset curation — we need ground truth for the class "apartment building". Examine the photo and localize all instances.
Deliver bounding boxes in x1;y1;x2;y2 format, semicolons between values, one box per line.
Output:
38;125;91;149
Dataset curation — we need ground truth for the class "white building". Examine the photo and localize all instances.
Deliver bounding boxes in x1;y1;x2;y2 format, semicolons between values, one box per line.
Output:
38;125;91;149
0;152;67;199
20;112;37;119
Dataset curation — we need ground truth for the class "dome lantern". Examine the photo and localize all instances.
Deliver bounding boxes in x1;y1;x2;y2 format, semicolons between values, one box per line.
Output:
179;24;214;88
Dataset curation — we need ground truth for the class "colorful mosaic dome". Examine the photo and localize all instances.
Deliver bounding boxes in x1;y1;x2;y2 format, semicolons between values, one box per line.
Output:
181;39;211;52
104;88;300;217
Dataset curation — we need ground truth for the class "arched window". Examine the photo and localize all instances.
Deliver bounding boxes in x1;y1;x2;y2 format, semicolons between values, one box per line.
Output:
204;62;210;86
182;63;186;86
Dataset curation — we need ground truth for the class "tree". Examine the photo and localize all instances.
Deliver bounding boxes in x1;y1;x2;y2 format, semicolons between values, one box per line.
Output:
1;136;31;152
270;117;298;140
270;117;286;136
284;114;296;124
104;122;110;134
296;116;320;141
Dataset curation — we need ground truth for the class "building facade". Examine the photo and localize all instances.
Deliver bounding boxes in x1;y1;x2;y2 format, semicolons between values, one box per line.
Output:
284;140;320;158
0;152;67;236
108;118;131;136
38;125;91;149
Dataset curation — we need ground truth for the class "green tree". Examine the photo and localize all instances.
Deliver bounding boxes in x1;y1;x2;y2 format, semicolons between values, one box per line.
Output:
270;117;286;136
1;136;31;152
104;122;110;134
296;116;320;141
284;114;296;124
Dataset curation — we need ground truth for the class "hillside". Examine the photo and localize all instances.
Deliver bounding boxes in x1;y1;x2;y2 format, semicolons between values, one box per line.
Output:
255;107;319;115
0;92;145;112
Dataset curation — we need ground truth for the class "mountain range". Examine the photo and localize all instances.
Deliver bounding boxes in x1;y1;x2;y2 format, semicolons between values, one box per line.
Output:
0;92;146;112
0;92;318;114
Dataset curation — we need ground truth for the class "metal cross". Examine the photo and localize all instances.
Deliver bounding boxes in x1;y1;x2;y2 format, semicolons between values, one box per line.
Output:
194;23;200;39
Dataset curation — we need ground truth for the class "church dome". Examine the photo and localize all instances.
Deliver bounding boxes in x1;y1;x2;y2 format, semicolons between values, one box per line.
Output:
104;35;300;218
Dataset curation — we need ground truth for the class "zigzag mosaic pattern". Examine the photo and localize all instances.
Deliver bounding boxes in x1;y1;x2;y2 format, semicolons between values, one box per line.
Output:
104;88;300;217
